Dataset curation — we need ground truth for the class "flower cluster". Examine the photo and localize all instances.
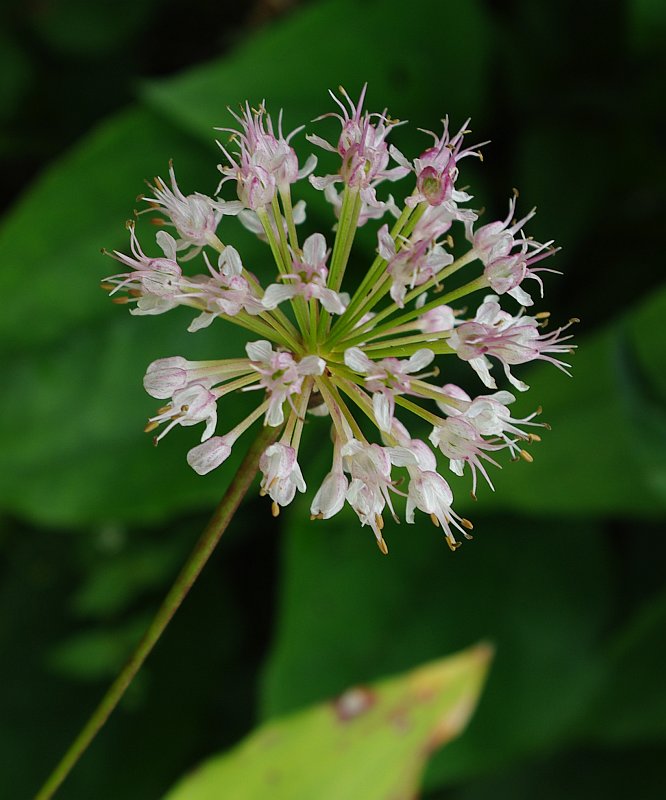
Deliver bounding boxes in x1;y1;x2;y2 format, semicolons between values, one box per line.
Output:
104;86;575;554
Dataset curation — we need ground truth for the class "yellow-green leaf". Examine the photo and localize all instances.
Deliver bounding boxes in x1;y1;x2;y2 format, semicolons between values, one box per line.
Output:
165;644;491;800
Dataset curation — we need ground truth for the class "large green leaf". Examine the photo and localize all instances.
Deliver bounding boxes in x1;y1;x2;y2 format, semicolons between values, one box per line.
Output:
0;106;216;353
142;0;492;138
165;644;491;800
582;589;666;745
0;310;264;526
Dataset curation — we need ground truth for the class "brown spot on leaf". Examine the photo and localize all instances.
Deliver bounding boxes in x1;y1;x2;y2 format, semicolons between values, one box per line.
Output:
333;686;376;722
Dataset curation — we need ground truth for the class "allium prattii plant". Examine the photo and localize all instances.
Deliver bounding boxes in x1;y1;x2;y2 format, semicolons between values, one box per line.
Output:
104;85;576;555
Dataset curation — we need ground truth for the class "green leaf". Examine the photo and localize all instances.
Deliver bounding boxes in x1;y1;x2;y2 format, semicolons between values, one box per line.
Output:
71;539;186;618
165;644;491;800
583;590;666;745
261;507;609;786
47;614;149;681
142;0;493;140
0;106;216;354
0;310;268;526
29;0;160;57
629;0;666;51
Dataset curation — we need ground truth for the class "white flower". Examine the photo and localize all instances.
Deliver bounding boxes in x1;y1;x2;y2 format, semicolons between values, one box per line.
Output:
143;163;242;257
246;341;324;426
187;434;236;475
310;468;348;520
262;233;348;315
260;443;306;510
344;347;434;432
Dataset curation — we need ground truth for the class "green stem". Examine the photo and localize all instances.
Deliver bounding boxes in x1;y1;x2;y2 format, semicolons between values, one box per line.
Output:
335;196;415;327
260;201;310;339
279;185;300;253
317;187;361;339
257;206;289;274
335;272;488;351
327;201;426;345
33;424;278;800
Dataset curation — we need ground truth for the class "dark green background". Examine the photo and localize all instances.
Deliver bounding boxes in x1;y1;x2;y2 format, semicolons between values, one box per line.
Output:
1;0;665;797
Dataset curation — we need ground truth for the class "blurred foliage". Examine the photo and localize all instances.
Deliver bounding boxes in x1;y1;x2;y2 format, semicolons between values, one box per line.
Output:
0;0;665;798
166;646;491;799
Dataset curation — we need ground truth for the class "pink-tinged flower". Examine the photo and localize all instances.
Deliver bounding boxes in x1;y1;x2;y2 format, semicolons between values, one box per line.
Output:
310;463;348;520
448;295;576;391
104;224;183;315
238;199;307;240
143;356;253;399
260;443;306;511
377;221;454;307
186;248;264;331
217;103;317;209
324;183;399;227
390;117;486;208
341;440;403;551
437;386;544;459
142;163;242;258
146;384;218;444
416;303;458;334
308;84;409;204
344;347;435;432
468;196;560;306
383;419;471;549
405;471;471;551
262;233;348;314
429;416;504;498
187;433;237;475
246;341;325;426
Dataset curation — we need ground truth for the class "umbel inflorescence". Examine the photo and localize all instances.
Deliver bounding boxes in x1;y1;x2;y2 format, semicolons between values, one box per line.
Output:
104;85;575;555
